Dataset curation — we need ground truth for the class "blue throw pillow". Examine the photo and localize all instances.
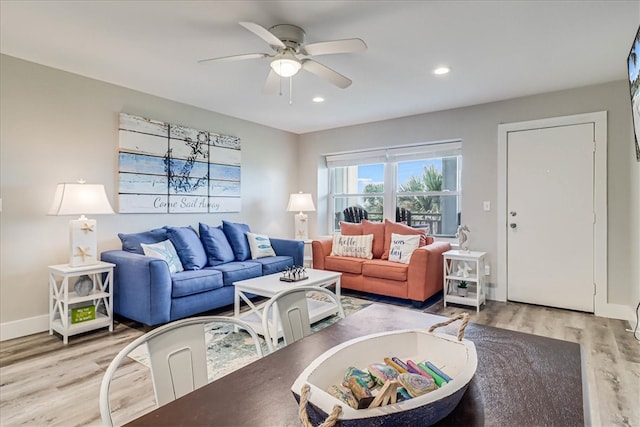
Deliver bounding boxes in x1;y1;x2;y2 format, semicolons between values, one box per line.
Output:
199;223;236;266
118;228;168;255
222;220;251;261
166;226;207;270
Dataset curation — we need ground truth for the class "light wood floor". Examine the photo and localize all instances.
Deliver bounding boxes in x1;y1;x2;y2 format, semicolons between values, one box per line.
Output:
1;297;638;426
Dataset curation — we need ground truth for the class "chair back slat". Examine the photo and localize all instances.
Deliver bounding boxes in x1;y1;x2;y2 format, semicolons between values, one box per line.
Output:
146;322;208;406
395;207;412;226
343;206;368;223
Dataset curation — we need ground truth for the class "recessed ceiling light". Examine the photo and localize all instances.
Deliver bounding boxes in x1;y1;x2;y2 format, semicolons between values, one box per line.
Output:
433;67;451;75
312;97;325;103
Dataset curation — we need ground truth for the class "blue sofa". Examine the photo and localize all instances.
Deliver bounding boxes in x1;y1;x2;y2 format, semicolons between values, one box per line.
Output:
101;221;304;326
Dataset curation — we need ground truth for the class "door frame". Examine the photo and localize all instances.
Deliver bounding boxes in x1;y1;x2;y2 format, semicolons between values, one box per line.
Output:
497;111;611;316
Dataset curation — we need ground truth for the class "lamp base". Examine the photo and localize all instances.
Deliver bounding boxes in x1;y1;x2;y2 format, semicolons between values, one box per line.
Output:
68;217;99;267
294;212;309;241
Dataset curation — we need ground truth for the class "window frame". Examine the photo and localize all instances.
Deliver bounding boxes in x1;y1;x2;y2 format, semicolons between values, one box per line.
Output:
327;140;462;237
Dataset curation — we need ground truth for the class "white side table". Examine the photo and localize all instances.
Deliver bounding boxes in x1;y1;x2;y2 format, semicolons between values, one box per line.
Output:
303;239;313;268
443;250;487;312
49;261;115;344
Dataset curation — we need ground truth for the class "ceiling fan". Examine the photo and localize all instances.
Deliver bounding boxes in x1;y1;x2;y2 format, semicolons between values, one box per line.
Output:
198;22;367;91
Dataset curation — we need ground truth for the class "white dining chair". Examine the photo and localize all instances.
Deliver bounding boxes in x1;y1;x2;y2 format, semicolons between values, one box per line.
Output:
261;285;345;353
99;316;263;426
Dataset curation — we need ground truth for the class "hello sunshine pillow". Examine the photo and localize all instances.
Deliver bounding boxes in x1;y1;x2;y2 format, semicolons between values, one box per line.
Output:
331;234;374;259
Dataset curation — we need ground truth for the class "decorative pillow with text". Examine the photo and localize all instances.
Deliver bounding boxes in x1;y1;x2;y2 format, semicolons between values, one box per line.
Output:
388;233;421;264
331;234;374;259
382;219;428;259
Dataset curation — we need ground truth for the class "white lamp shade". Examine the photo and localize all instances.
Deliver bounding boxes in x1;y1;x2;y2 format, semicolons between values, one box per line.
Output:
48;183;114;216
287;193;316;213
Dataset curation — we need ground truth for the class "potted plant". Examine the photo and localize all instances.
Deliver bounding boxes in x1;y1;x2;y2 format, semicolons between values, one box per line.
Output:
457;280;468;297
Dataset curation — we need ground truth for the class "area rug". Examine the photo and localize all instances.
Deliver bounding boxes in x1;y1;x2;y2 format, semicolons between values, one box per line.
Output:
128;295;372;381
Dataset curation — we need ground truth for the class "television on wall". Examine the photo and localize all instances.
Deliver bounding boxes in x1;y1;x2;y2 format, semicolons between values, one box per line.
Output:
628;25;640;162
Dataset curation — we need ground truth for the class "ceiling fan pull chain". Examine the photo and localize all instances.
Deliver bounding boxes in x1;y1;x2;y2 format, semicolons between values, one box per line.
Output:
289;76;293;105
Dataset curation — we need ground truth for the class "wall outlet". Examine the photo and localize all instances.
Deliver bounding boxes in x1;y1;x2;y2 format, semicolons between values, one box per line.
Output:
483;201;491;211
484;264;491;276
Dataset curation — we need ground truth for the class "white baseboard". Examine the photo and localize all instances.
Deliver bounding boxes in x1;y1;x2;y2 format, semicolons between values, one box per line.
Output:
0;314;49;342
595;302;637;328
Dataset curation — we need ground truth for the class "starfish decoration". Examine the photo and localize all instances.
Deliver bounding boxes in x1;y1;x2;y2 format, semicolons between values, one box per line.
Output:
74;246;93;261
80;222;95;233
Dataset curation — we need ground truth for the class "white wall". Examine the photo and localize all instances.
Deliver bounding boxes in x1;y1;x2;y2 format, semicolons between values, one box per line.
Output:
0;55;299;338
3;53;637;339
630;128;640;329
299;80;638;322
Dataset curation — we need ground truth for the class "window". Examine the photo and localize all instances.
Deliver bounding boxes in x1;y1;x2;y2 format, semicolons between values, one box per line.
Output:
327;141;461;237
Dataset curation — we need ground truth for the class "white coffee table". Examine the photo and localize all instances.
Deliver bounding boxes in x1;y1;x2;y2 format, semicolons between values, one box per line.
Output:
233;269;342;347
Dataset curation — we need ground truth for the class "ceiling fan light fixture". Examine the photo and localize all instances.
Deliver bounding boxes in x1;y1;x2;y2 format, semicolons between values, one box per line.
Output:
270;53;301;77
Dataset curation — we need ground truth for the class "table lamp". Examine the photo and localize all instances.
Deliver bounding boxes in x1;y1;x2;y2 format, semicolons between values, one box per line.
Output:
48;181;115;267
287;192;315;240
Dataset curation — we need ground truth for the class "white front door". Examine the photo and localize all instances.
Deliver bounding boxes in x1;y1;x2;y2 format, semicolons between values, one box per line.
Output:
506;123;595;312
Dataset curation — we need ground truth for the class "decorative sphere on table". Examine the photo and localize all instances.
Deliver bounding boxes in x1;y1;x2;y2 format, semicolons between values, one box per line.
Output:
74;275;93;296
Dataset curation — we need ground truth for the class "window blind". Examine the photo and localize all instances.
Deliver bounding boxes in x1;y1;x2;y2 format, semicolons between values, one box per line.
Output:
325;140;461;167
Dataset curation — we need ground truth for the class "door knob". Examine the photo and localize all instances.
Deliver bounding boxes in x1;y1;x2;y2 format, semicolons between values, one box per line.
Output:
510;223;517;228
510;211;517;216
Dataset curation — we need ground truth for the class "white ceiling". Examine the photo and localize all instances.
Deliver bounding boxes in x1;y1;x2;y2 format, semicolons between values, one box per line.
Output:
1;1;638;134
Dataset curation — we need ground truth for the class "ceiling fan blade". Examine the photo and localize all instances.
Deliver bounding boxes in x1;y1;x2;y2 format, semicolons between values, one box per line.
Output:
239;21;286;49
263;69;280;94
198;53;268;64
301;38;367;56
301;59;352;89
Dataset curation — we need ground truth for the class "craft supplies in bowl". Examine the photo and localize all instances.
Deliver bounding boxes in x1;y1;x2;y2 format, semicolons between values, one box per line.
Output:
291;314;475;427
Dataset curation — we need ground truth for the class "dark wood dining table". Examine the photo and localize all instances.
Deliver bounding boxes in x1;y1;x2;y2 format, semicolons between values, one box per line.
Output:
125;303;586;426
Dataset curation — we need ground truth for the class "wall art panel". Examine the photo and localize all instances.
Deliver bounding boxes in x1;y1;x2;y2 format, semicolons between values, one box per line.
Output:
118;113;241;213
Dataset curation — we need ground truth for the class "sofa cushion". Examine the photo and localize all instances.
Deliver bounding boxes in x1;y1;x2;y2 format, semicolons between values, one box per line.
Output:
331;234;374;259
118;228;168;254
171;269;224;298
222;220;251;261
339;221;363;235
140;239;184;274
362;259;409;281
247;256;294;275
247;232;276;259
382;219;428;260
209;261;262;286
388;233;421;264
199;223;235;266
166;226;207;270
325;256;367;275
362;220;385;259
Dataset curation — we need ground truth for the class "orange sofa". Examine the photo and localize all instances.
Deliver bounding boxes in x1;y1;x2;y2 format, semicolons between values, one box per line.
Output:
312;219;451;305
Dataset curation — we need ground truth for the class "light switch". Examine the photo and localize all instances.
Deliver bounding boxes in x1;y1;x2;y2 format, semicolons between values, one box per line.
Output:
483;201;491;211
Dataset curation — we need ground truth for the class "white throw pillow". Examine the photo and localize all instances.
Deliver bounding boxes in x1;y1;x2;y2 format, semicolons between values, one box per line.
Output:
141;239;184;273
331;234;374;259
388;233;421;264
246;232;276;259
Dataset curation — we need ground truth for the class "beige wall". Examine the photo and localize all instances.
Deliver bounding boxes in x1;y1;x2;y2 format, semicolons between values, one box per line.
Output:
299;80;638;321
0;55;299;335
